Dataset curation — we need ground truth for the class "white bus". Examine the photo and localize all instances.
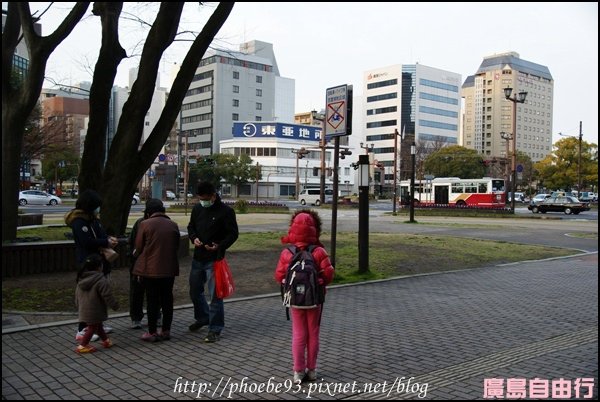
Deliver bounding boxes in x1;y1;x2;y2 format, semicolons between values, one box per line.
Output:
399;177;506;207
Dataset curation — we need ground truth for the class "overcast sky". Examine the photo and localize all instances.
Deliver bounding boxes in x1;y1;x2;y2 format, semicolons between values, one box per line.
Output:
32;2;599;145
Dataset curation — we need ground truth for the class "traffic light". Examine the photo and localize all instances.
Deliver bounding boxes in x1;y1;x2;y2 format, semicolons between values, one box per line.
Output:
297;147;309;159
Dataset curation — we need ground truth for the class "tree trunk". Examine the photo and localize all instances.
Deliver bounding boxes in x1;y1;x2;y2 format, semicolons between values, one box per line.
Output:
97;2;234;235
2;2;234;239
2;2;89;241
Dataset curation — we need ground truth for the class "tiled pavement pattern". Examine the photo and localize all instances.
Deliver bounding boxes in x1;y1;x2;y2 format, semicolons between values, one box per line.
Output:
2;254;597;400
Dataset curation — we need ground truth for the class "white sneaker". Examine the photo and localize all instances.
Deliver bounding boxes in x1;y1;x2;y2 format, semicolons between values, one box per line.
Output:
75;330;99;342
306;369;317;381
131;320;142;329
293;371;305;384
103;325;113;334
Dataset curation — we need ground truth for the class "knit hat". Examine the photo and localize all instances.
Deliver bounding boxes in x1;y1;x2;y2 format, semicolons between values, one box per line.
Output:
144;198;165;215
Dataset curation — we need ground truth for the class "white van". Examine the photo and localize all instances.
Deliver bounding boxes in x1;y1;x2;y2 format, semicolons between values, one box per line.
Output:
298;188;333;206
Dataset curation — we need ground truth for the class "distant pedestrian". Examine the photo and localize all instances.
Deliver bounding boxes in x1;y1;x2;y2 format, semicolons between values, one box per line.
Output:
275;210;334;383
187;182;239;343
75;253;119;354
65;189;118;342
132;199;180;342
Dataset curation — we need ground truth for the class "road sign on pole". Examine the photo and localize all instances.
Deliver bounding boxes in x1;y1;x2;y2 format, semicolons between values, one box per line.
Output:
325;85;348;138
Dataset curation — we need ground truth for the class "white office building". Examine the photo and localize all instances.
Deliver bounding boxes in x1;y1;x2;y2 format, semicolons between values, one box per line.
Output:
461;51;554;162
363;63;461;193
180;40;295;157
219;122;354;199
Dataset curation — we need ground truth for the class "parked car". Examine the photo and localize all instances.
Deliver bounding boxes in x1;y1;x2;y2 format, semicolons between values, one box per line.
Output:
132;193;140;205
530;193;551;205
527;196;590;215
165;190;176;200
507;192;525;203
298;188;334;206
178;191;194;198
579;192;597;202
18;190;62;206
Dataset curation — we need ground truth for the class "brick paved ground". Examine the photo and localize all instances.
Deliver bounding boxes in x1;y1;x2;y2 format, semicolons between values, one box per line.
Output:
2;253;597;400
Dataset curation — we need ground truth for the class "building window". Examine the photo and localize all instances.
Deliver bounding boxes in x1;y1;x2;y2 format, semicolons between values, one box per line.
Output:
256;89;262;97
233;71;239;79
256;103;262;110
233;85;239;93
232;113;239;121
256;116;262;121
256;75;262;83
232;99;239;107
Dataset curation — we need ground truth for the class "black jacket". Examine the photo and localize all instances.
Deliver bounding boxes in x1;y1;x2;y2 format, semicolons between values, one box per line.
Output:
64;209;112;273
187;196;238;261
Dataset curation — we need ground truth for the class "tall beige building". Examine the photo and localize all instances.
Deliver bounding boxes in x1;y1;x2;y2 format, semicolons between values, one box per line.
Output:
461;52;553;163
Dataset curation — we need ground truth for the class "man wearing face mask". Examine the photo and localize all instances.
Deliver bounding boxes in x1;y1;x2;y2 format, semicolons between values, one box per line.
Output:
187;181;239;343
65;189;118;342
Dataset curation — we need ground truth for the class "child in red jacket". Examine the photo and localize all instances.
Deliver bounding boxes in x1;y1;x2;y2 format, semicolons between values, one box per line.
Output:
275;210;334;383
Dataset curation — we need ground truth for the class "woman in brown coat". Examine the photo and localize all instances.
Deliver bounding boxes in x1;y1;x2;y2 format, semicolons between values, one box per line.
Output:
132;199;180;342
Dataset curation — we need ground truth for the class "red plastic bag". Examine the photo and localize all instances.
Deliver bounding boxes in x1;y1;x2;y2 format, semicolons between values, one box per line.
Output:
214;258;235;299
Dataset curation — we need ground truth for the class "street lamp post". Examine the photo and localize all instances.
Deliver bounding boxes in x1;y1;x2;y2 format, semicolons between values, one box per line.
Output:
266;170;280;198
359;142;374;194
559;121;583;193
504;87;528;214
358;154;370;273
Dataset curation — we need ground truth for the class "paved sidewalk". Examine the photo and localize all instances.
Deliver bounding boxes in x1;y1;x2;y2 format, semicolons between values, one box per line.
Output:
2;254;598;400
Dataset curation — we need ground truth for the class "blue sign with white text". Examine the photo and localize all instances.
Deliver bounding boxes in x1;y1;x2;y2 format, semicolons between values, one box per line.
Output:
233;122;322;142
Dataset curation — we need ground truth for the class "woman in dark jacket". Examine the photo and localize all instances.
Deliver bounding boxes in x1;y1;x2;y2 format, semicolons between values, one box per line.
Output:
65;189;118;342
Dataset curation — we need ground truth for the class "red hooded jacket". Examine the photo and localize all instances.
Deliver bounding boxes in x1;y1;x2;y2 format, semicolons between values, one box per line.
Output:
274;212;334;287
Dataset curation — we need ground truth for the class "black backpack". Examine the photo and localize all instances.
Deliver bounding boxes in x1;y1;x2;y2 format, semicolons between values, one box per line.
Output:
281;245;325;321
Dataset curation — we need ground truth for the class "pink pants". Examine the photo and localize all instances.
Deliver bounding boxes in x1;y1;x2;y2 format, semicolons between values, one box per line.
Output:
291;306;321;372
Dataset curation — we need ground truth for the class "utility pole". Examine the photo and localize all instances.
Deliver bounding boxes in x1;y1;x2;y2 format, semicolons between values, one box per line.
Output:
578;121;582;193
292;148;308;199
183;132;189;215
409;142;416;223
392;128;402;215
255;162;260;203
311;110;327;205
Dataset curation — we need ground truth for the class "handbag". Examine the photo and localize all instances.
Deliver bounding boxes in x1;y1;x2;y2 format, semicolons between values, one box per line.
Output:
100;247;119;263
214;258;235;299
91;226;119;263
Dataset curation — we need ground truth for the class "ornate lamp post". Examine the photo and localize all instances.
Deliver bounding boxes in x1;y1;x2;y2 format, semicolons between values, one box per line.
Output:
504;87;528;213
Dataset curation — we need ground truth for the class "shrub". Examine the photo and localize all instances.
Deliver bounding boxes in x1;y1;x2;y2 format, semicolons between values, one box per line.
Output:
234;199;249;214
